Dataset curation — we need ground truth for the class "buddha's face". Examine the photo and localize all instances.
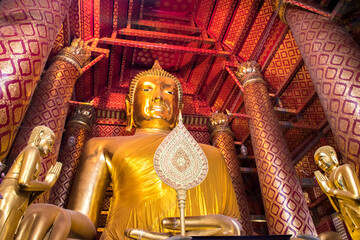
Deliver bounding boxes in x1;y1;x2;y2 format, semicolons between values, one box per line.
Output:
315;152;336;172
36;132;55;157
132;75;179;130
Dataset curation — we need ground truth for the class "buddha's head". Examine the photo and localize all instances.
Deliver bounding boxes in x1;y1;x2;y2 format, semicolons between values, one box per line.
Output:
126;61;183;132
314;145;339;173
28;126;55;156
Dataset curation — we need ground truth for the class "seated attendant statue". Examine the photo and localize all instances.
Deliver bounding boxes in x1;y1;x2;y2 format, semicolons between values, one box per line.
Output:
314;145;360;240
15;61;242;240
0;126;62;240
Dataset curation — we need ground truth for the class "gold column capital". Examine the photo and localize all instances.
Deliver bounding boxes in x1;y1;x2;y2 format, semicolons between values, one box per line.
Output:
272;0;290;24
51;39;91;74
67;105;95;132
208;112;234;138
235;61;267;88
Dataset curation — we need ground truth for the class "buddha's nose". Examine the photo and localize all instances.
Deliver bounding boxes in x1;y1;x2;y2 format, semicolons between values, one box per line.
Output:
152;88;163;102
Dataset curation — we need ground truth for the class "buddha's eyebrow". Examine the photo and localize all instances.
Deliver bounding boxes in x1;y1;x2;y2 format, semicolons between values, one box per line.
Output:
162;83;176;89
141;82;155;87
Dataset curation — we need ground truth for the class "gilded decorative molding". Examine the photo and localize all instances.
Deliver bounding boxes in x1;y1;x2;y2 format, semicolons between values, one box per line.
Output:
208;112;234;138
272;0;290;24
235;61;267;88
51;39;91;74
68;105;95;132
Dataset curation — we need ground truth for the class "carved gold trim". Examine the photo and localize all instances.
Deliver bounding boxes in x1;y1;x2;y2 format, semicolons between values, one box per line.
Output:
241;73;267;88
209;125;234;139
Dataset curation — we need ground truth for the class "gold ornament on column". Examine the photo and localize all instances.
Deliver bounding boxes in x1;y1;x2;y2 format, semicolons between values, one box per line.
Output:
51;38;92;74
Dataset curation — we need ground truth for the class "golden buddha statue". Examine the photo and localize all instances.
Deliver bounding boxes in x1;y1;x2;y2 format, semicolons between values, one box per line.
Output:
15;61;241;240
0;126;62;240
314;145;360;239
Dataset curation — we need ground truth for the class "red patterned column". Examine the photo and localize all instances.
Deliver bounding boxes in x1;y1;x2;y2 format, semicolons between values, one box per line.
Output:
0;0;71;162
49;105;95;207
236;61;317;236
6;39;90;203
209;112;253;235
281;6;360;175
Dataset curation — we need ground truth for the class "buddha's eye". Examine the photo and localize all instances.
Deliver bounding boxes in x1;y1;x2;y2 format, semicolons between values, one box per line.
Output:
142;88;152;92
166;90;174;94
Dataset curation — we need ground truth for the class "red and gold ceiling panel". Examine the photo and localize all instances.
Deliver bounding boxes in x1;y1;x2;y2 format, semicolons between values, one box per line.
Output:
279;64;314;110
69;0;81;37
238;0;273;60
223;0;253;49
208;0;236;39
178;42;201;75
50;24;66;58
99;0;114;38
199;56;227;103
300;97;326;126
295;144;321;178
257;19;287;66
212;75;235;111
284;127;313;152
132;47;180;69
263;30;301;91
276;112;295;123
92;88;128;110
187;55;213;94
231;114;250;142
81;0;94;40
143;0;195;17
224;87;242;112
194;0;216;28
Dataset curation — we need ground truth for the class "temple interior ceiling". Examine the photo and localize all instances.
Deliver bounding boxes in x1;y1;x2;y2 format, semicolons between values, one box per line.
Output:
49;0;359;188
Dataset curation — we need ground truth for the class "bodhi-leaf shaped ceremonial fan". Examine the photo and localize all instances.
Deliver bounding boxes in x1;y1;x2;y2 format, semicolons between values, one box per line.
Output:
154;114;209;237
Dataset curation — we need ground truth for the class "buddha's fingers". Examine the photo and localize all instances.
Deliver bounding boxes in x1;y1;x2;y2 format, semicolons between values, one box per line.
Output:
53;162;62;175
124;228;170;240
162;214;242;236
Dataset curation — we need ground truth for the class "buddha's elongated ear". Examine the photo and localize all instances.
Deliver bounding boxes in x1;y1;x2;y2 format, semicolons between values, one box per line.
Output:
170;104;184;129
330;149;339;165
125;95;134;132
34;130;44;146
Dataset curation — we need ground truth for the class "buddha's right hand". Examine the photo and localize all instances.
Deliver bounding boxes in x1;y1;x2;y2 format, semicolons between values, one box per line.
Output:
15;203;96;240
125;214;242;240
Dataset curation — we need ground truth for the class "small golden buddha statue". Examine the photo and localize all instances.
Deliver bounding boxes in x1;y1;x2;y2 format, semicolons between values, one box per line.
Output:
15;61;241;240
314;145;360;239
0;126;62;240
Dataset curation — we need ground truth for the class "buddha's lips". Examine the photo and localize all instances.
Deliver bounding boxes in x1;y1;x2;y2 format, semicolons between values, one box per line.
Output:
149;105;166;112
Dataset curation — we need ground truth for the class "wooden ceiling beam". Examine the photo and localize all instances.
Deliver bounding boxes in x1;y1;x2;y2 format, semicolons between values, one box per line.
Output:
99;38;230;56
118;28;216;44
133;20;200;33
142;12;191;22
261;26;289;73
291;120;329;165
